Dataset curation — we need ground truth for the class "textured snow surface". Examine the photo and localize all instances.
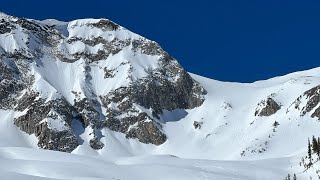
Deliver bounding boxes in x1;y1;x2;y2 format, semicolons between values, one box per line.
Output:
0;147;297;180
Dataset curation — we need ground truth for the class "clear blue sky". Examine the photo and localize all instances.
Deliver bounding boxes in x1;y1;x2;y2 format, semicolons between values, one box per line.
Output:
2;0;320;82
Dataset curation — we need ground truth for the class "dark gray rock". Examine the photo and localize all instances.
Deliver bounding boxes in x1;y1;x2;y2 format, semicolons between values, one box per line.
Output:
36;122;78;153
302;85;320;118
132;38;163;56
16;18;61;46
104;111;167;145
101;70;206;117
15;91;39;111
14;97;79;152
193;121;203;129
0;61;25;110
90;19;120;31
60;37;130;62
89;137;104;150
0;19;13;34
74;98;102;127
103;67;115;78
291;85;320;119
125;113;166;145
255;98;281;117
126;121;166;145
131;71;205;115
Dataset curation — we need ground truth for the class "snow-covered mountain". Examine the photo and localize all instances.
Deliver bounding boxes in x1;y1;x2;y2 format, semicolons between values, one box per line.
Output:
1;12;320;179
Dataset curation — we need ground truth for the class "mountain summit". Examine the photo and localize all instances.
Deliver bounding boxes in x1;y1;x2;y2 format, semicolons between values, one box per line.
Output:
0;13;206;151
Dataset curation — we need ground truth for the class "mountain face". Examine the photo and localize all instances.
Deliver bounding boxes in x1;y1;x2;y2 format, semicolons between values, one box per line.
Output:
2;13;320;179
0;13;206;152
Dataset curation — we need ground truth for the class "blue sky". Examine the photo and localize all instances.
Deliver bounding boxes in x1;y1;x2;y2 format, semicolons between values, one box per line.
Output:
2;0;320;82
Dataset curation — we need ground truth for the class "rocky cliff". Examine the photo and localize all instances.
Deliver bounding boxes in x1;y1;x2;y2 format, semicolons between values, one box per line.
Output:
0;13;206;152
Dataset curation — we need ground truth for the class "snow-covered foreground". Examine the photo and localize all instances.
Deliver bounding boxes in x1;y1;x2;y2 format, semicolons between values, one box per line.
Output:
0;147;297;180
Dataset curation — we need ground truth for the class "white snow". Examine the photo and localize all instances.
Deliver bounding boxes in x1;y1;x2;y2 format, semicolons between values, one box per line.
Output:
0;147;299;180
39;110;69;131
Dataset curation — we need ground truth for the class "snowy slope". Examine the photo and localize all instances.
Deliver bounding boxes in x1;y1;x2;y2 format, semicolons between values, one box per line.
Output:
0;147;299;180
1;67;320;179
0;12;320;179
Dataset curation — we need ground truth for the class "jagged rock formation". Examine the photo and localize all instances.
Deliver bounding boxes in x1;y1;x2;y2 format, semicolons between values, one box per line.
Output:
288;85;320;119
255;97;281;117
0;13;206;152
14;96;78;152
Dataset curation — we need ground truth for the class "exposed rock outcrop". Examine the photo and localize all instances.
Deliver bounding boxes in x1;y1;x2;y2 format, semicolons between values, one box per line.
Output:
193;121;203;129
0;13;206;152
125;113;167;145
36;122;78;152
99;67;206;144
289;85;320;119
255;97;281;117
89;137;105;150
14;97;79;152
